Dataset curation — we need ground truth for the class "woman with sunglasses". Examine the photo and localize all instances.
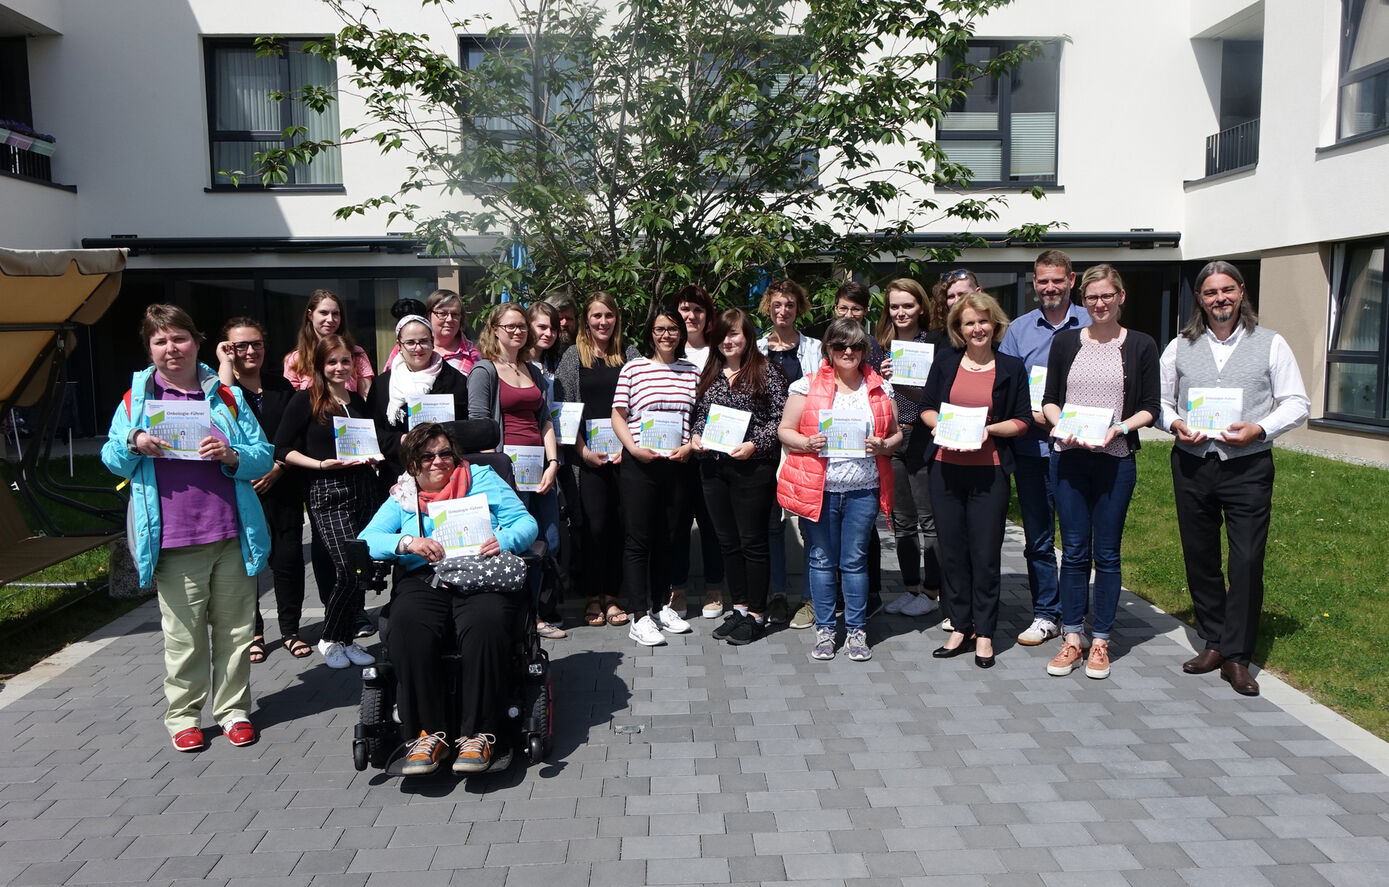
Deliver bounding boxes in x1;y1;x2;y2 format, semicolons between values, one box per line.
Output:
612;309;701;647
920;293;1031;669
274;335;382;669
216;317;309;662
691;309;788;645
468;304;564;639
282;289;376;400
379;289;481;374
367;314;469;495
1041;264;1159;681
553;292;641;628
777;318;901;663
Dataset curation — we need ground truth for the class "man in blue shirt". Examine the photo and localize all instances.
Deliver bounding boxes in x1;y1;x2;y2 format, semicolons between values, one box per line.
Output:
999;250;1090;646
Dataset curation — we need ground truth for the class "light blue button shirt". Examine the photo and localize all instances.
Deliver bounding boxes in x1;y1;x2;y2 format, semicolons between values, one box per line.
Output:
999;303;1091;457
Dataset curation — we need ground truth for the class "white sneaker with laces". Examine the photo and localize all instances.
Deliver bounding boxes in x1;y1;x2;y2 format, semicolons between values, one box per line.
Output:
940;616;954;633
655;605;692;634
1017;617;1060;646
343;642;375;666
628;614;667;646
884;593;912;615
900;593;939;618
317;640;350;669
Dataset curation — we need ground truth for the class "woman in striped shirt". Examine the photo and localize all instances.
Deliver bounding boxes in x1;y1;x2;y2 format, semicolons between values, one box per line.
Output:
612;308;701;647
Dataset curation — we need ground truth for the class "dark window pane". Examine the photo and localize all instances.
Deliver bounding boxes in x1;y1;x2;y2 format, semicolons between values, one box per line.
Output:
1333;244;1385;352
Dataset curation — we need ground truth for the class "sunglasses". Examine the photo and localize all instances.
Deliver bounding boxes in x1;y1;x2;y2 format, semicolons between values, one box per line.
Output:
830;342;866;353
419;449;456;463
940;269;973;283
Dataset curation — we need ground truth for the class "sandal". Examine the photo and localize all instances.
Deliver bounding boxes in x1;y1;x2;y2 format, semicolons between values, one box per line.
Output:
604;599;629;626
282;635;313;659
249;637;266;664
584;599;606;627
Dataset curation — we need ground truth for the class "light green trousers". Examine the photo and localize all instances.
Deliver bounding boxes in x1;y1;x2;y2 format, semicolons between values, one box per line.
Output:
153;538;256;735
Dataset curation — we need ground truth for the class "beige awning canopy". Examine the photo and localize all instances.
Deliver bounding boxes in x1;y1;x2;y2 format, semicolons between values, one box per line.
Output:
0;247;127;406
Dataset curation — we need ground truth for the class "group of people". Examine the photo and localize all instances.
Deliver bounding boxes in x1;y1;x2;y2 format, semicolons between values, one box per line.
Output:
102;247;1308;764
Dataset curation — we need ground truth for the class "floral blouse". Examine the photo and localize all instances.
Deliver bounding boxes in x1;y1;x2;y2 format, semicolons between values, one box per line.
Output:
691;362;789;460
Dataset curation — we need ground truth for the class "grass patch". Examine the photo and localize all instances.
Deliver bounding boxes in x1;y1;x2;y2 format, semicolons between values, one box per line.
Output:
0;455;151;681
1014;442;1389;741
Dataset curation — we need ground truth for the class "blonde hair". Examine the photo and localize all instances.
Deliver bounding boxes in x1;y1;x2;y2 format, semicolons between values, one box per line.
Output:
476;304;528;361
576;292;626;368
757;278;810;318
946;292;1010;349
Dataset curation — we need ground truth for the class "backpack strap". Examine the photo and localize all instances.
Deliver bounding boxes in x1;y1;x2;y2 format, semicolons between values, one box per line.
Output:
124;384;238;420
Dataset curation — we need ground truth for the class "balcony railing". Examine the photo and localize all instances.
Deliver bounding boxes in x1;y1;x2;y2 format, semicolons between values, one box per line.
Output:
1204;117;1259;177
1;143;53;182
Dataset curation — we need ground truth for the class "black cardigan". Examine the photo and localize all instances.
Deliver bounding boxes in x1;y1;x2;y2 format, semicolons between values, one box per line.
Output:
366;362;470;467
1041;328;1161;452
917;347;1031;474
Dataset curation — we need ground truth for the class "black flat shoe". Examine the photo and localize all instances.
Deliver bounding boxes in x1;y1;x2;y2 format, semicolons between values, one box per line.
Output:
974;654;996;669
932;637;977;659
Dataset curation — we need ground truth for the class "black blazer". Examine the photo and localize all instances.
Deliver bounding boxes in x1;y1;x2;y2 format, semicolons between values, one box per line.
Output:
366;362;470;469
1042;328;1161;452
917;347;1031;473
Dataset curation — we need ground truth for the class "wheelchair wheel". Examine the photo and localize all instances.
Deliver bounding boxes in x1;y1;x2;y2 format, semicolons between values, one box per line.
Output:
359;684;390;769
524;676;553;763
352;739;369;772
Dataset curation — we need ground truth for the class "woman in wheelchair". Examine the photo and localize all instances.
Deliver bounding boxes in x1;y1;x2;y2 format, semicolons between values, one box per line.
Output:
359;422;538;776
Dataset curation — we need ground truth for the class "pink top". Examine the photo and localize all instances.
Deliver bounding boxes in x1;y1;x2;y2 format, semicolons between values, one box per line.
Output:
937;366;1000;467
282;346;375;392
499;380;545;447
1057;329;1130;457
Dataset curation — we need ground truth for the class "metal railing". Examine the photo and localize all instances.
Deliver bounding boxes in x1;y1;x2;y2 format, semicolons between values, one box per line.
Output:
1;143;53;182
1204;117;1259;177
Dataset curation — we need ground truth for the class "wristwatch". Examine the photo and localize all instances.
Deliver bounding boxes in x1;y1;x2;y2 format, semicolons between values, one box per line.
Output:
399;535;414;554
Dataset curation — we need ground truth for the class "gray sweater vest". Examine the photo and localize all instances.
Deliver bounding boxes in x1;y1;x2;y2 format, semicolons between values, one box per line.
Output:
1174;325;1275;461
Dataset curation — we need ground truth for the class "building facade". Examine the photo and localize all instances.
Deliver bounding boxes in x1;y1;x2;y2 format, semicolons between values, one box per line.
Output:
1;0;1386;462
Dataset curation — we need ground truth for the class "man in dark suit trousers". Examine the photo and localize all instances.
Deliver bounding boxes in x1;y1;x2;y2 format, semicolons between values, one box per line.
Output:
1158;261;1309;696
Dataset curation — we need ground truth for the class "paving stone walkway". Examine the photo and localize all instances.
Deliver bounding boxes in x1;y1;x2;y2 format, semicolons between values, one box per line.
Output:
2;524;1388;887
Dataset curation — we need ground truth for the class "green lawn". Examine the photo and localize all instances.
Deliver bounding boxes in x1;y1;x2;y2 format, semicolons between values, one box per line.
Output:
1038;442;1389;741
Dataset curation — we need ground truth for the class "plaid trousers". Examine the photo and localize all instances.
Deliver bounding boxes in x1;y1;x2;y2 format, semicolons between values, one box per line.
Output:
306;468;379;643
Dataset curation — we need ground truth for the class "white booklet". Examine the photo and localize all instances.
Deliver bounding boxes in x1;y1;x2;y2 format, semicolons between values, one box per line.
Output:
889;340;935;385
1054;403;1115;447
508;445;545;492
934;403;988;451
332;416;383;461
584;418;622;460
1186;387;1243;433
407;394;455;429
1028;366;1047;413
144;399;212;461
639;410;684;455
702;406;752;454
550;402;583;445
818;409;870;459
426;494;492;557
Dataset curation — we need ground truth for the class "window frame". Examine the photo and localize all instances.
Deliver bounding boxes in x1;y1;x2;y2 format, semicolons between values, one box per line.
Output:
936;39;1061;189
204;36;343;191
1324;236;1389;428
1336;0;1389;143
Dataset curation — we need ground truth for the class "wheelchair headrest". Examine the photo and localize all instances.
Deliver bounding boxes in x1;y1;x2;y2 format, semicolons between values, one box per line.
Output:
446;418;500;454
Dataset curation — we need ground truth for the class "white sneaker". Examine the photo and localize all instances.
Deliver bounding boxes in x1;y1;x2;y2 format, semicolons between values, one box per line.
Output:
940;617;954;633
343;642;375;666
655;605;692;634
317;640;350;669
1017;618;1061;646
628;615;667;647
900;593;939;618
884;593;912;615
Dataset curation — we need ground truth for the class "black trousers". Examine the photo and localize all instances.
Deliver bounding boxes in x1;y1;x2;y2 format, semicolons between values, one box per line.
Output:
254;492;306;639
671;461;724;588
889;426;941;591
576;462;623;601
930;463;1010;639
388;572;520;742
1171;448;1274;665
620;457;690;615
700;459;777;612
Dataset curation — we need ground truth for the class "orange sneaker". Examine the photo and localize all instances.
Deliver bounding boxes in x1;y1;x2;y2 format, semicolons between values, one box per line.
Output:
1046;640;1088;676
401;731;448;776
1085;643;1111;679
452;733;496;774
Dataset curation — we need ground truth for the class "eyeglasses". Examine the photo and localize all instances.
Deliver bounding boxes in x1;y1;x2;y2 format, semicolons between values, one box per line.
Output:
830;342;866;353
400;338;433;350
497;323;528;334
431;309;462;321
1082;292;1119;305
419;449;456;463
652;326;682;337
940;269;973;282
231;341;264;353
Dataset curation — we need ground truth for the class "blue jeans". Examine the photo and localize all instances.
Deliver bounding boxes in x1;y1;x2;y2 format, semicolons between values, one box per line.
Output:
1013;452;1061;624
802;487;877;631
1052;450;1137;640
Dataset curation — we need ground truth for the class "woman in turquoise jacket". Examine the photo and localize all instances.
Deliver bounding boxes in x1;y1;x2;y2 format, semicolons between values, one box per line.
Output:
101;305;272;753
358;422;538;776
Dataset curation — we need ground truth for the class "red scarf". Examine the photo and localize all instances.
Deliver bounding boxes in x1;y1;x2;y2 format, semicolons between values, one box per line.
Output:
416;462;472;507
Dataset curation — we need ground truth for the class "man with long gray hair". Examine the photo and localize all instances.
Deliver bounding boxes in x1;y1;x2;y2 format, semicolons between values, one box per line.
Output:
1159;261;1308;696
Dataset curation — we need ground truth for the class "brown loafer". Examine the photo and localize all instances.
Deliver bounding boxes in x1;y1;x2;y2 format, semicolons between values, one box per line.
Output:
1220;660;1260;696
1182;648;1224;674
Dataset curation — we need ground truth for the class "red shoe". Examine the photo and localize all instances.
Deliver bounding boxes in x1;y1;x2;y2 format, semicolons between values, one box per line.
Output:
223;719;256;747
172;727;205;752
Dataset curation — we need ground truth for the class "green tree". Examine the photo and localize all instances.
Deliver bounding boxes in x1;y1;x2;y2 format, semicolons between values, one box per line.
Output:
244;0;1055;319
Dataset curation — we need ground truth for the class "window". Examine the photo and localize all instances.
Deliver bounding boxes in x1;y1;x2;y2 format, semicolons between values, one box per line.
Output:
1326;238;1388;425
938;41;1060;187
205;38;342;188
1339;0;1389;140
